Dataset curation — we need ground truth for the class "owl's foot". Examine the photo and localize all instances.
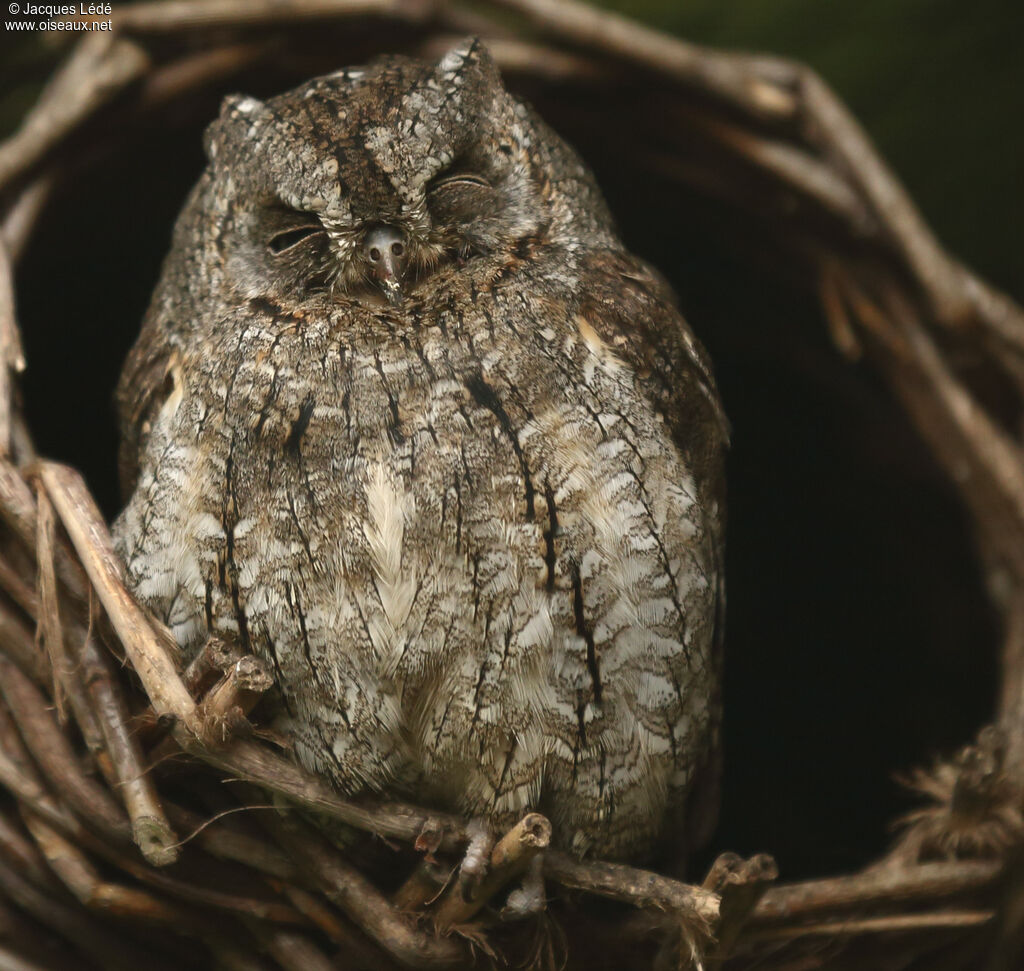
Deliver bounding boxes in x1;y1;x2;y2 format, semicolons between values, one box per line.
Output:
501;853;546;919
433;812;551;930
456;818;494;899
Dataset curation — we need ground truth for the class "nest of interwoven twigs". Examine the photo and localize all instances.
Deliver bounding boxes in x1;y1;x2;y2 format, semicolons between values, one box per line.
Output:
0;1;1023;969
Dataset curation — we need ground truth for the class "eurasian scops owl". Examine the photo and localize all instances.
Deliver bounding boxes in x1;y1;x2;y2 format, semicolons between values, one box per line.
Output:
113;39;728;862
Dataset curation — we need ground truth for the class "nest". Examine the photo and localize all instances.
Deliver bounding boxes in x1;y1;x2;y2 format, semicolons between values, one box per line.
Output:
0;1;1022;968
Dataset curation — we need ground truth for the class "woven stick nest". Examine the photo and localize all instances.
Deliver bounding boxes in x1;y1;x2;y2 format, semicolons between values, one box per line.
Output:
0;1;1022;968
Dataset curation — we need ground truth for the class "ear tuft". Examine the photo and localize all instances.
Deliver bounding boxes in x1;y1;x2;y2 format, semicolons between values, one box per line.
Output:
203;93;268;162
436;36;496;78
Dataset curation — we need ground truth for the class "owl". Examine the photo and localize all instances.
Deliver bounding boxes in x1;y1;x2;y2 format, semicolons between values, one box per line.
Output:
113;39;728;863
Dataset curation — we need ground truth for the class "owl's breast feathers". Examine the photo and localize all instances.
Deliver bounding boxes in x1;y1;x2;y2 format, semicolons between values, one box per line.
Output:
115;246;725;859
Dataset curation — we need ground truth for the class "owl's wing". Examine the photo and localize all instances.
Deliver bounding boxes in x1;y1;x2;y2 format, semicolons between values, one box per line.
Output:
578;248;728;852
115;319;176;500
577;248;728;481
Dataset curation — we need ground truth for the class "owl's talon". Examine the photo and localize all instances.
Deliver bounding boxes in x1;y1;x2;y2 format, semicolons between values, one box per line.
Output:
434;813;551;929
457;819;495;898
501;853;547;920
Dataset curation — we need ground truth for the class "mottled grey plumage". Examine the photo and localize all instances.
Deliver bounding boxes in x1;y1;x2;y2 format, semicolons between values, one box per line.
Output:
114;40;727;861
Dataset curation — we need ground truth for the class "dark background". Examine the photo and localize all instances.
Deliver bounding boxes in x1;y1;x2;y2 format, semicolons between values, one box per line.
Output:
1;1;1020;880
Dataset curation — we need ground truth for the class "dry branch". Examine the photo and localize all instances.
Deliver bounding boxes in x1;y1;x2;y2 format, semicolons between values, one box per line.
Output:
546;850;720;926
20;812;184;922
0;34;149;193
182;635;244;698
0;240;25;456
703;852;778;965
1;175;54;264
80;630;179;866
0;654;134;848
114;0;435;33
263;811;467;968
37;462;197;726
33;491;69;722
197;655;274;745
752;859;1002;926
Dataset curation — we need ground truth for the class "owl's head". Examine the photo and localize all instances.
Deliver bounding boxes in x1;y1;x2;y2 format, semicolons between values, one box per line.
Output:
187;39;615;311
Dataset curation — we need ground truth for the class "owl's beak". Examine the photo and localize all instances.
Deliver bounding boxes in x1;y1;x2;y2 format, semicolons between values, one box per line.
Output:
363;224;407;306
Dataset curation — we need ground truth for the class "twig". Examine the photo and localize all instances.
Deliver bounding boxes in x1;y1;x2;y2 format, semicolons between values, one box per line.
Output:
24;501;109;767
206;938;277;971
418;34;610;82
114;0;435;33
0;459;40;550
0;808;52;889
0;653;133;847
746;909;994;943
0;939;89;971
279;886;407;971
798;70;974;329
544;850;720;927
259;928;340;971
80;627;179;866
0;241;25;458
0;551;39;619
0;459;87;600
0;34;149;192
1;174;54;265
0;697;61;810
20;812;184;922
134;43;268;111
197;655;274;745
751;859;1002;926
998;593;1024;780
0;732;308;926
1;696;327;942
36;462;198;727
0;855;173;971
136;634;244;751
833;270;1024;582
393;858;449;910
9;413;36;470
33;490;69;721
669;102;874;234
959;267;1024;368
489;0;799;121
280;885;349;942
702;852;778;965
30;491;108;758
0;596;42;682
163;802;298;881
186;735;470;850
182;635;243;698
0;703;312;936
0;242;26;377
264;811;467;968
